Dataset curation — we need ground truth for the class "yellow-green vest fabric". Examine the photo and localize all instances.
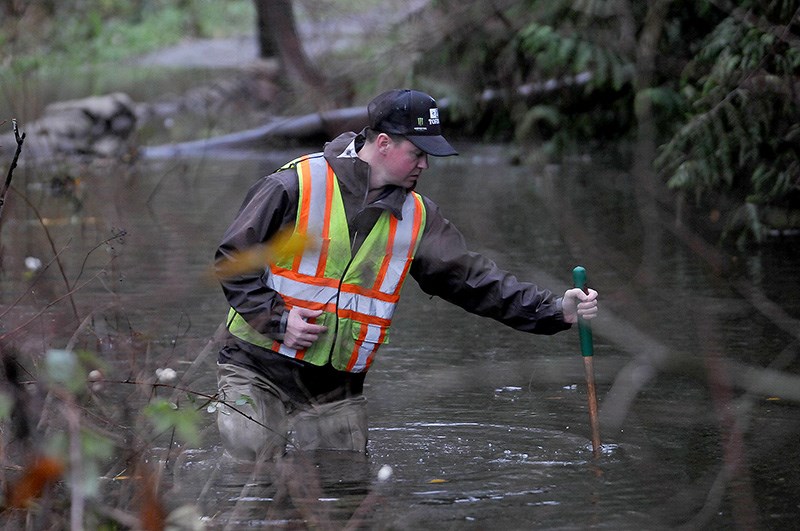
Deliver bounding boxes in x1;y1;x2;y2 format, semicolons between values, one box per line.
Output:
226;153;426;372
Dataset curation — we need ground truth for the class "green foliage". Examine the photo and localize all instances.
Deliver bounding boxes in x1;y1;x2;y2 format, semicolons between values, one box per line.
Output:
418;0;648;155
655;1;800;245
516;104;561;141
419;0;798;244
144;398;201;445
517;22;633;93
414;0;642;153
510;15;638;152
44;349;83;393
235;394;255;407
1;0;253;72
44;348;107;394
46;429;116;499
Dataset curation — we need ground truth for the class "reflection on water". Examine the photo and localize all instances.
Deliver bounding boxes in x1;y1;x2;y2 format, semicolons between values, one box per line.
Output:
2;142;799;529
162;414;658;530
167;448;375;529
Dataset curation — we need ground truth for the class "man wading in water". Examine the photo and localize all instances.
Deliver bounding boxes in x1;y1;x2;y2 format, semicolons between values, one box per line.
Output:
214;89;599;460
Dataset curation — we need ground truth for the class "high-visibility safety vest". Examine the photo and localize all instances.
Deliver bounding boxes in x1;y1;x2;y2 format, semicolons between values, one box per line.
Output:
226;153;426;373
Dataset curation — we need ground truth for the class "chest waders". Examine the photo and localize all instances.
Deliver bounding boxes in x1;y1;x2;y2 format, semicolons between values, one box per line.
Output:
226;153;426;373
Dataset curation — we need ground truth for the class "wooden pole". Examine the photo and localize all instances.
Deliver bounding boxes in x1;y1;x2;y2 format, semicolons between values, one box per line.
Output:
573;266;601;458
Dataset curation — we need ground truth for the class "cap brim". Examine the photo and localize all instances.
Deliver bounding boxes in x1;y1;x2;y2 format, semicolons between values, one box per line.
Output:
406;135;458;157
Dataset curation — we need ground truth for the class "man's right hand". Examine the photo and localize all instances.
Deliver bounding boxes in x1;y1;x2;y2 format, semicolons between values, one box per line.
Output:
283;307;328;349
562;287;599;324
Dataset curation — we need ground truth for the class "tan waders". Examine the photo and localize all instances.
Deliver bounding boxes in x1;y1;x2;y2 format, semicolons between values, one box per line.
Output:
216;363;368;461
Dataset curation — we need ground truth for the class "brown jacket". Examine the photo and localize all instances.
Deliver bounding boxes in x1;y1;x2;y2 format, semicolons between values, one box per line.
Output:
215;131;570;400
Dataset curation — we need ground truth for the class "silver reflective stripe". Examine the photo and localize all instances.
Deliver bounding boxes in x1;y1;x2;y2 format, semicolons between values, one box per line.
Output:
267;274;339;307
350;322;384;372
338;291;394;320
379;193;419;295
250;155;424;372
276;342;298;358
268;271;396;319
296;156;330;277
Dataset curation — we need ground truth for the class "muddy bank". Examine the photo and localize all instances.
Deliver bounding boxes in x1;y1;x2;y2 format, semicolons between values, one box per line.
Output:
133;36;261;69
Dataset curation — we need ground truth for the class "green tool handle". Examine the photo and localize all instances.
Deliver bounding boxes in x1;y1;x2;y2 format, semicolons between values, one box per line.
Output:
572;266;594;357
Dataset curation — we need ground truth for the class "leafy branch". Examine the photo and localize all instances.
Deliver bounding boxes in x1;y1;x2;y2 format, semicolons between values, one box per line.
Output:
655;1;800;245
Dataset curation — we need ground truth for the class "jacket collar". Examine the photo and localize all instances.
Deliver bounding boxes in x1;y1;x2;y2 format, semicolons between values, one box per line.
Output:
324;130;409;220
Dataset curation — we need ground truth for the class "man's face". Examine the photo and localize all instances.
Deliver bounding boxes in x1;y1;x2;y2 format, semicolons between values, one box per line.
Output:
381;137;429;190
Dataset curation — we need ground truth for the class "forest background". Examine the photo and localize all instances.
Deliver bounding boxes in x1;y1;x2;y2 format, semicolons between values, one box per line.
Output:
3;0;799;245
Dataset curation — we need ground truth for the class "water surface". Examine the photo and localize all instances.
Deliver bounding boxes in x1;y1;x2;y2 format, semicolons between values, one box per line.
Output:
2;137;798;529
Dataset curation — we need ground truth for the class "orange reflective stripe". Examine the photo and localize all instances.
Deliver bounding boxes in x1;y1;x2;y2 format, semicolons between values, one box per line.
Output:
373;215;398;291
274;341;308;360
272;265;401;303
336;308;391;328
345;323;387;372
384;193;423;296
316;164;335;277
270;268;398;317
345;326;369;371
228;153;426;372
278;293;392;328
364;349;378;371
346;327;366;372
289;156;344;278
334;282;399;305
271;264;341;289
340;281;401;303
271;339;308;359
279;293;331;313
294;157;313;271
391;193;425;294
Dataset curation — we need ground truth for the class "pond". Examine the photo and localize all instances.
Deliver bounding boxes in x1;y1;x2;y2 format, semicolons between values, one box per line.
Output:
1;102;799;528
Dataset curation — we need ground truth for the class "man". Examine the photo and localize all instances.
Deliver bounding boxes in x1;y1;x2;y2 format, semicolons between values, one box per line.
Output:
214;89;599;461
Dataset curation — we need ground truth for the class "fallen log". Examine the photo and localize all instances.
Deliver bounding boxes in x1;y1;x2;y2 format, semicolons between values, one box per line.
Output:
140;72;605;158
141;106;369;158
139;69;613;159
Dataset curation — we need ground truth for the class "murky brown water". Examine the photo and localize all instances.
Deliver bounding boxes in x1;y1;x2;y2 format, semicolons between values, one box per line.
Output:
2;115;799;528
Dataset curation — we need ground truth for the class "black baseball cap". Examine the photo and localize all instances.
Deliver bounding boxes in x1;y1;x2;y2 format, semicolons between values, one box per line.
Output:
367;89;458;157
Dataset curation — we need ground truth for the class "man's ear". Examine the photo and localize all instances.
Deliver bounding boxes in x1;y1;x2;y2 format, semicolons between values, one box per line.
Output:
376;133;392;154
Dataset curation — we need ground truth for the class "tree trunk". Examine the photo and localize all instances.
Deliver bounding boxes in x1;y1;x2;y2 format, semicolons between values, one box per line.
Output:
628;0;672;285
253;0;278;57
252;0;331;107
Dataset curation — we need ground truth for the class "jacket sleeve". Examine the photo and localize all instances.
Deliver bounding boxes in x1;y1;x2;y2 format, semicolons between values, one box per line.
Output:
409;197;571;335
215;170;299;340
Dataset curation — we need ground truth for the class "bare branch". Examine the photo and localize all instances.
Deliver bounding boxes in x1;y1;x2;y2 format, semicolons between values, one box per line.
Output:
10;186;81;323
0;119;26;222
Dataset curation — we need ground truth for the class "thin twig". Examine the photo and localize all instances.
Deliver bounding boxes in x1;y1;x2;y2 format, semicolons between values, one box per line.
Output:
10;185;81;322
74;229;128;285
0;265;108;342
66;305;113;352
0;240;74;323
0;119;26;222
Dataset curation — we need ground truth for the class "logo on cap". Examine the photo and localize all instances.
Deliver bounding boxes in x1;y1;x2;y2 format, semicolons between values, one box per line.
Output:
366;89;458;156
